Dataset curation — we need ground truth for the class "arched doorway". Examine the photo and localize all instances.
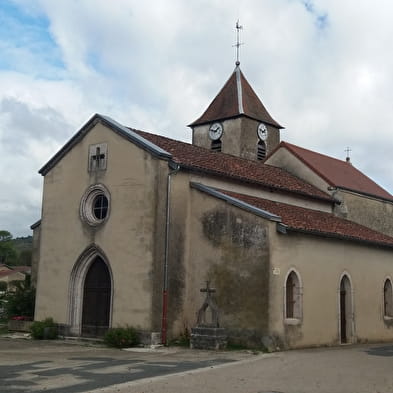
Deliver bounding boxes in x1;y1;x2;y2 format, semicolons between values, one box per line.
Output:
81;256;111;337
340;275;353;343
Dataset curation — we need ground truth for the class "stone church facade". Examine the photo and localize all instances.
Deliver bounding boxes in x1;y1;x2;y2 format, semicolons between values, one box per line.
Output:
32;65;393;349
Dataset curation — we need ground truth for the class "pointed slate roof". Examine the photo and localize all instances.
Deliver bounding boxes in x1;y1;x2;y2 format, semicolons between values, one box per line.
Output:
189;66;283;128
271;142;393;201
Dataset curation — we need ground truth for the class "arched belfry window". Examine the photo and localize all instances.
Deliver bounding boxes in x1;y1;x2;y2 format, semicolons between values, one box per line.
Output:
384;279;393;317
285;270;302;321
257;140;266;160
211;139;222;152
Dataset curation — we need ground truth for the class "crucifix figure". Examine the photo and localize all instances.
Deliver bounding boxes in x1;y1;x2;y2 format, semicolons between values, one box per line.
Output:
196;281;220;327
233;20;244;66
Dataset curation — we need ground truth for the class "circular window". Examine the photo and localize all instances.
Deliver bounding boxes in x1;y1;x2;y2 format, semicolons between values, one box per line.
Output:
80;184;110;226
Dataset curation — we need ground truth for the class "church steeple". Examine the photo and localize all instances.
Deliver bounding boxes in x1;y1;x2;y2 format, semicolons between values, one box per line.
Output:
189;66;283;161
189;66;282;129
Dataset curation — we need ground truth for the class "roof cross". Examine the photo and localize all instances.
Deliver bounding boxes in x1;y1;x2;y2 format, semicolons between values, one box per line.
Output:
345;147;351;163
233;20;244;66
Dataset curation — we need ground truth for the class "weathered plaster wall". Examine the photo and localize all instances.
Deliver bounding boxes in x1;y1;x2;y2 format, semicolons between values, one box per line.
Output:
269;231;393;348
192;117;280;161
265;147;331;193
31;224;41;288
35;122;166;332
167;178;273;345
336;191;393;237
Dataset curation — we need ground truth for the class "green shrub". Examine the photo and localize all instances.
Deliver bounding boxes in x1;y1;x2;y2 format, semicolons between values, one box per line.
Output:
3;279;35;319
104;326;139;348
30;317;57;340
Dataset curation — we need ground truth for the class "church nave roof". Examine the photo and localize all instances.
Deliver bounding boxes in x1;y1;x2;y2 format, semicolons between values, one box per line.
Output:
192;183;393;249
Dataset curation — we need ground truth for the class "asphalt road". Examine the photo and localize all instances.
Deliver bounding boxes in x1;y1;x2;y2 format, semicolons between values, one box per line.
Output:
2;338;393;393
0;338;249;393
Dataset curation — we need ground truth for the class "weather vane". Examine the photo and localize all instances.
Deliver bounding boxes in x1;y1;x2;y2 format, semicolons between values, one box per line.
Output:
233;20;244;66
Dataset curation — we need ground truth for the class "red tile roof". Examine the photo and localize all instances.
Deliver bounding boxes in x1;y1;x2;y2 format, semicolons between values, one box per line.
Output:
189;66;283;128
0;270;26;279
134;130;332;202
274;142;393;200
221;190;393;248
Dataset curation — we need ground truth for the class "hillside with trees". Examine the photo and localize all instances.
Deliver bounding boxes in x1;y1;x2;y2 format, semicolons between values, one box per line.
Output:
0;231;32;266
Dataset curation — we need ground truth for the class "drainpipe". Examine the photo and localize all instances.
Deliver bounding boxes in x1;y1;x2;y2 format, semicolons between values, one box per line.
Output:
161;161;180;345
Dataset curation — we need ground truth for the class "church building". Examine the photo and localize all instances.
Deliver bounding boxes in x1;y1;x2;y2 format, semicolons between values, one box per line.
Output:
31;62;393;349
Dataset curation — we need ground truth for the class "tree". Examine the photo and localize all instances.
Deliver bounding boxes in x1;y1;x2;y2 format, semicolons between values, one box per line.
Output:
18;249;32;266
0;230;17;265
3;278;35;319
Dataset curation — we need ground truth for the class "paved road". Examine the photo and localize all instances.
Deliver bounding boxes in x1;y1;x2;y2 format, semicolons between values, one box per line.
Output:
0;338;249;393
2;338;393;393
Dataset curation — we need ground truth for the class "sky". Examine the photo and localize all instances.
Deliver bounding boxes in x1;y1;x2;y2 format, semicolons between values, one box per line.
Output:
1;0;393;237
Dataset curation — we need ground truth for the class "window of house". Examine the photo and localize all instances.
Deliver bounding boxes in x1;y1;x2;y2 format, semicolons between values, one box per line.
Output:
211;139;222;152
89;143;108;171
384;279;393;317
285;270;302;322
257;140;266;160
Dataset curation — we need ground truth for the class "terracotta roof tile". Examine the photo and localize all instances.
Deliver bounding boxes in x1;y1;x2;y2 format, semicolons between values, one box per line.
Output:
276;142;393;200
134;130;332;202
221;190;393;248
189;67;282;128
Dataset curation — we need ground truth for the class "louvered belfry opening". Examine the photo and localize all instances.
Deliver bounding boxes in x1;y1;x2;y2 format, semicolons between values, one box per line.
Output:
82;257;111;337
211;139;222;152
257;140;266;160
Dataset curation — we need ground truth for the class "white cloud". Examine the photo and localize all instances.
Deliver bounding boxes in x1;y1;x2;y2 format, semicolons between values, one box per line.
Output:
2;0;393;235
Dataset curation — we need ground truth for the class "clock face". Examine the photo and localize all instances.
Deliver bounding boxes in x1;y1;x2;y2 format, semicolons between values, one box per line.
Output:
257;123;268;141
209;122;223;140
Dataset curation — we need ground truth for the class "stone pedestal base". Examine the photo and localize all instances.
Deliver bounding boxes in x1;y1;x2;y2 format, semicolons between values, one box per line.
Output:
190;327;227;350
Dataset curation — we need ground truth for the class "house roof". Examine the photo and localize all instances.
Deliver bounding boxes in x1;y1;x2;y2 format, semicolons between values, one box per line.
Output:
189;66;283;128
200;187;393;249
134;130;333;202
0;269;27;279
272;141;393;201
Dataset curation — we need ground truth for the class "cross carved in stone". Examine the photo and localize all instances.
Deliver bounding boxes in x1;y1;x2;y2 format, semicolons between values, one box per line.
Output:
92;147;105;169
196;281;220;328
200;281;216;295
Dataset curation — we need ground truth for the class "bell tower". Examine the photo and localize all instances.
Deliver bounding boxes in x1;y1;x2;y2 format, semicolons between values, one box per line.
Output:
188;22;283;161
189;65;283;161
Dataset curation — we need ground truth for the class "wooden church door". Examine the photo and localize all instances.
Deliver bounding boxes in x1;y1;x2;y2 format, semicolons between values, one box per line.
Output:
82;257;111;337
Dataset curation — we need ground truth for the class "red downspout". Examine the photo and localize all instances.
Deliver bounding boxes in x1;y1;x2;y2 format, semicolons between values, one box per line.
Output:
161;163;180;345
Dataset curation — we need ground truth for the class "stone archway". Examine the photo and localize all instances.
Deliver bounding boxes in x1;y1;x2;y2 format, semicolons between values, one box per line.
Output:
81;257;111;337
68;245;113;336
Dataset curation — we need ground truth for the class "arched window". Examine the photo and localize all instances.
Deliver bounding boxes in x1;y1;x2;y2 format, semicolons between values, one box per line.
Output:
211;139;222;152
384;279;393;317
285;270;302;320
257;140;266;160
